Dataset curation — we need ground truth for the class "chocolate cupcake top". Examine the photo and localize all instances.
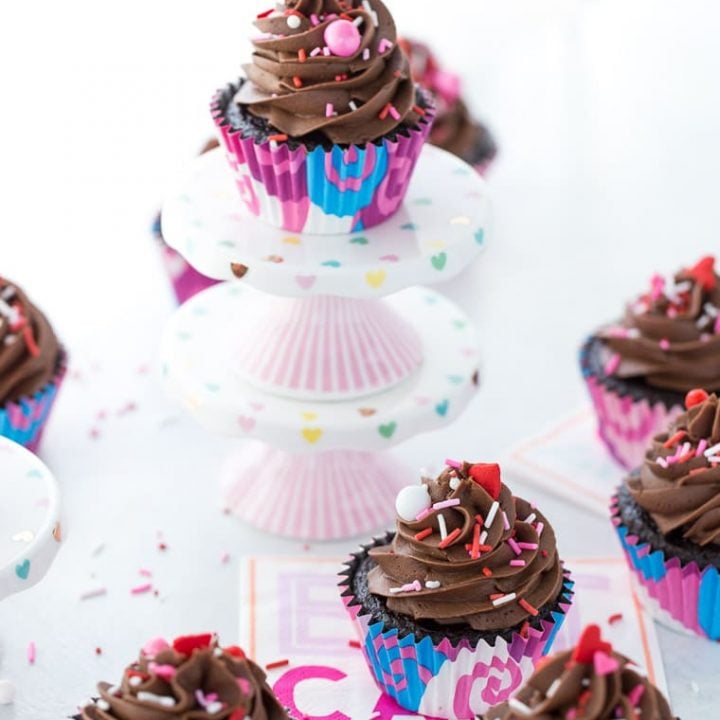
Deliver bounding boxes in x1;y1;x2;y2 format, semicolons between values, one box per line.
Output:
367;462;565;631
234;0;426;144
0;278;60;406
76;634;289;720
486;624;675;719
627;389;720;547
400;38;496;166
597;256;720;392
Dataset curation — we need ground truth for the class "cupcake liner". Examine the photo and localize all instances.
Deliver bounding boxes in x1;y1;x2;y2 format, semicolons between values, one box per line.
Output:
0;349;67;452
153;213;218;305
211;87;435;235
611;493;720;641
340;535;574;719
580;338;684;470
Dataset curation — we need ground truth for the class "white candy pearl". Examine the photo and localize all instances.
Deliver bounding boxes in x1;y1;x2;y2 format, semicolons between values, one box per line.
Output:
395;485;431;521
0;680;16;705
287;15;302;29
449;478;461;491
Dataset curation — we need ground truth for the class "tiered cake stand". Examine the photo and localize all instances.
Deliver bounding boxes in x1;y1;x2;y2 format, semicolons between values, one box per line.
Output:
160;145;489;540
0;437;62;601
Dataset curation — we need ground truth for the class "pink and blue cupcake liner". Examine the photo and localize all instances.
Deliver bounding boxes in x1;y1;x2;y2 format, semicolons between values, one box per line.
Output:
611;494;720;641
1;350;67;452
153;214;218;305
211;87;435;235
340;540;573;719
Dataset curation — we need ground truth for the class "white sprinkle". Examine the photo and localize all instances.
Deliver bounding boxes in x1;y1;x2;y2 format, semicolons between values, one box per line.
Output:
437;513;448;540
206;701;224;714
485;501;500;528
704;443;720;458
581;678;591;687
80;587;107;601
546;678;562;698
425;580;441;589
97;700;111;711
323;46;331;56
389;587;403;594
353;16;364;27
480;530;488;545
705;303;719;317
524;513;537;525
492;593;516;607
508;698;532;713
349;100;359;112
137;692;176;707
310;47;322;57
502;511;510;530
362;47;371;60
213;647;223;657
129;677;143;688
286;14;302;29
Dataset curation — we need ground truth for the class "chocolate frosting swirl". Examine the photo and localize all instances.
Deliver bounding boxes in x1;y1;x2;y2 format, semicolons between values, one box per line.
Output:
627;391;720;546
77;635;289;720
234;0;425;144
367;462;565;631
0;278;60;406
597;256;720;392
486;626;675;719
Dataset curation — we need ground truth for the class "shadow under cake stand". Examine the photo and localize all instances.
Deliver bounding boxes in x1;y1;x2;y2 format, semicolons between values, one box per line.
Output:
160;145;489;540
0;437;62;602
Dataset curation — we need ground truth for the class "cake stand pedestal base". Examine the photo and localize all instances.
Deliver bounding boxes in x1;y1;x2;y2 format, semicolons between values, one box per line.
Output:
221;442;412;541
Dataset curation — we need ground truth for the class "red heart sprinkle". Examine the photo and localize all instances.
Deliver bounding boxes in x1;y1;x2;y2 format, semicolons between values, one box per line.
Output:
224;645;247;659
685;388;709;409
571;624;613;664
686;256;717;292
468;463;502;499
172;633;214;656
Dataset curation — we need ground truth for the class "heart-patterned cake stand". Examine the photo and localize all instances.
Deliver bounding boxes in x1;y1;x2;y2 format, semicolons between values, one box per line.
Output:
159;144;487;540
0;437;62;601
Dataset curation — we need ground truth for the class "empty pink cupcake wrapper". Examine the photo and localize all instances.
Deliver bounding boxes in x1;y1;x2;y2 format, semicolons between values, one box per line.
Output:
611;494;720;641
585;375;684;470
340;540;573;719
211;90;435;235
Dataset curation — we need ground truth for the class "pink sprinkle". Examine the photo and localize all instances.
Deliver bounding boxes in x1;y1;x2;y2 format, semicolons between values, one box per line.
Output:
149;663;177;680
27;642;36;665
388;105;401;121
656;457;669;469
310;13;320;25
697;439;709;457
326;103;335;117
502;511;510;530
566;710;577;720
628;683;646;707
310;47;322;57
143;637;170;657
508;538;522;556
604;353;622;376
378;38;393;53
715;316;720;333
668;306;678;319
221;552;231;564
535;522;544;536
323;46;331;56
659;339;670;351
608;326;629;338
433;499;460;511
362;48;370;60
138;569;153;578
509;560;526;567
131;583;153;595
415;507;433;522
445;458;462;469
517;542;539;550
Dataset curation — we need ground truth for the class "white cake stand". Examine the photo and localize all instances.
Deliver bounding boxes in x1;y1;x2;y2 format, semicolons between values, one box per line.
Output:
0;438;62;601
160;144;488;540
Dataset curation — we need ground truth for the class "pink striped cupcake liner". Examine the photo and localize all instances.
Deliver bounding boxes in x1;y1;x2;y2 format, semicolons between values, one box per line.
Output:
211;85;435;235
236;296;423;401
153;214;218;305
0;350;67;452
611;494;720;641
584;375;683;471
340;538;574;719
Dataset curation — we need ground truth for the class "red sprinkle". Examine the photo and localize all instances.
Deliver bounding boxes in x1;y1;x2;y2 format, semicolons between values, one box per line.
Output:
266;659;290;671
489;593;504;601
608;613;624;625
293;76;303;88
439;528;462;550
471;523;481;559
413;104;426;116
158;542;168;551
474;514;484;527
256;8;274;18
663;430;687;448
22;326;40;357
298;48;307;62
348;639;361;649
519;598;539;617
379;103;392;120
482;567;493;577
414;527;433;541
267;134;289;143
95;647;103;655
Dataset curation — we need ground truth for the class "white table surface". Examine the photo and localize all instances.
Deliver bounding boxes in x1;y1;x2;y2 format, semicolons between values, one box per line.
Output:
2;0;720;717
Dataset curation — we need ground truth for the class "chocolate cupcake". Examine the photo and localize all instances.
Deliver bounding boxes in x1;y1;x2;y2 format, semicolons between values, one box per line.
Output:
399;38;497;173
485;624;677;719
0;277;66;450
581;255;720;469
612;389;720;640
73;634;291;719
340;461;573;719
212;0;435;235
154;139;219;304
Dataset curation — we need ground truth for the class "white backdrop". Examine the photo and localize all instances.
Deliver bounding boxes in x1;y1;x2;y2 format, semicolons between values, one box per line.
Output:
2;0;720;717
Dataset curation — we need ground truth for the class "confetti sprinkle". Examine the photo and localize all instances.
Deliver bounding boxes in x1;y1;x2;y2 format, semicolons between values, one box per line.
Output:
348;639;361;649
266;659;290;671
131;583;153;595
80;587;108;601
608;612;624;625
27;642;36;665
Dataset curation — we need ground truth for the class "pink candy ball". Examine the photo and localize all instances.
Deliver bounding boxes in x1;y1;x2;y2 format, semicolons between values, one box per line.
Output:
324;19;362;58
